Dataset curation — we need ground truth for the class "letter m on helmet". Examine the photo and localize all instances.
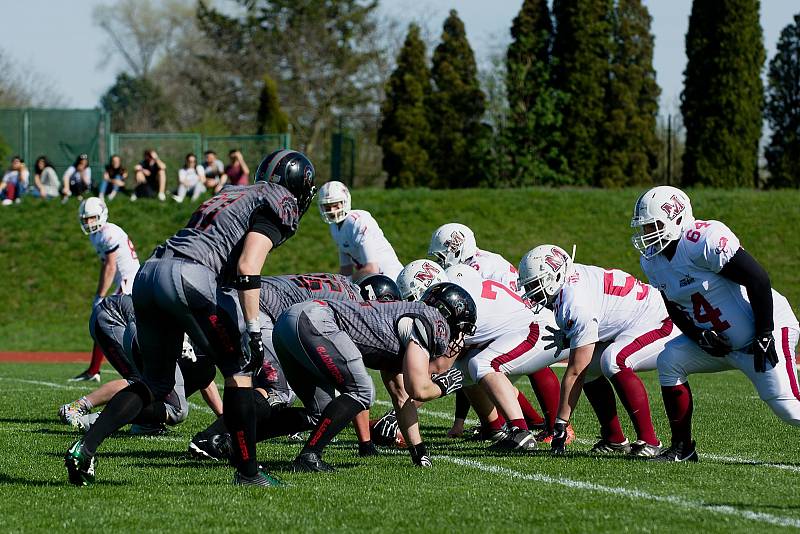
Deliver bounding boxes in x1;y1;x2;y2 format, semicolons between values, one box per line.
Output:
415;262;441;283
544;247;568;272
660;195;685;221
446;231;465;252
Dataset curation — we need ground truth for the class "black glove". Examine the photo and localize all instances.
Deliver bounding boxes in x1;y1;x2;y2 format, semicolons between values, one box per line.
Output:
432;368;463;397
244;331;265;373
542;325;569;359
696;329;732;358
409;442;432;467
358;440;379;457
372;410;399;446
753;332;778;373
551;421;568;455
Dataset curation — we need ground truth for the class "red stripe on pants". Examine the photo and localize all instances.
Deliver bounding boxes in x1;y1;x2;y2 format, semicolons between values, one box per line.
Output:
781;327;800;402
491;323;540;372
615;318;674;370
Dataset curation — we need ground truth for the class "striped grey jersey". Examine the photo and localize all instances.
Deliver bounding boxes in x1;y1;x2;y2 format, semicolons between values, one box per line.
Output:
322;300;451;369
165;183;299;281
96;293;136;328
260;273;362;321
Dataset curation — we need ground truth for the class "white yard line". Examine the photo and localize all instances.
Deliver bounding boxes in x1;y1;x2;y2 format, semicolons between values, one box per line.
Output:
0;376;85;390
440;455;800;529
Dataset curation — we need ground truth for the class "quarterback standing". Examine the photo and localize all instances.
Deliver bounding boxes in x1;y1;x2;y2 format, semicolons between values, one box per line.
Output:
631;186;800;461
72;198;140;382
64;150;316;487
317;180;403;281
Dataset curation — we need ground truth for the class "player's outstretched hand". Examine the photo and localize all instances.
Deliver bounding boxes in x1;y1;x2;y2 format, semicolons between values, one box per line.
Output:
373;410;399;441
432;368;463;397
551;422;568;455
753;332;778;373
696;329;732;358
542;325;569;358
409;443;432;467
245;331;265;373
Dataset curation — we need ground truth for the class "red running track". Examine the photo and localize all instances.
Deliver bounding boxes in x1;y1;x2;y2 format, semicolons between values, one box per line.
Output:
0;352;90;363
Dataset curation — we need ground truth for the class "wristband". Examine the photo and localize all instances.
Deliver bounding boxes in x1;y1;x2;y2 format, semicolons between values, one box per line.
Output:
246;319;261;333
232;274;261;290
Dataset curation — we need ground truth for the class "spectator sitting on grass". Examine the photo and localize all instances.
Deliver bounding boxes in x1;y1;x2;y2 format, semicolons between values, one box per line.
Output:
100;155;127;201
173;153;206;203
61;153;92;202
0;155;30;205
224;149;249;186
202;150;226;193
32;156;60;199
132;149;166;201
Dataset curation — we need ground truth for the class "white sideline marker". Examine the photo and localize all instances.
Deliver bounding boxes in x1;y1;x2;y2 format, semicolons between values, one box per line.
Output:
440;455;800;529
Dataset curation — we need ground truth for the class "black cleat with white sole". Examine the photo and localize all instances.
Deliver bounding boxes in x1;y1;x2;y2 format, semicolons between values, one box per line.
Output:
487;427;537;452
292;451;335;473
189;433;232;462
651;440;698;462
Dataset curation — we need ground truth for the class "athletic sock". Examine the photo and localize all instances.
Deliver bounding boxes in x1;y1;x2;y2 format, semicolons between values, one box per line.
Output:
223;386;258;477
516;389;545;427
131;401;167;425
610;368;659;446
454;389;471;420
195;391;269;441
661;383;693;445
87;343;105;376
528;368;560;430
583;376;626;443
257;407;314;441
302;394;364;456
82;382;152;456
487;413;507;432
509;418;528;431
79;396;93;411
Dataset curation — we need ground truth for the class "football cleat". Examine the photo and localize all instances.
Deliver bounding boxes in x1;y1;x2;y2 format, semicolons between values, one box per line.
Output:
535;423;575;445
465;424;509;443
589;437;632;454
76;412;100;433
59;401;90;427
358;441;379;457
129;423;168;436
68;371;100;383
629;440;662;458
189;433;232;461
291;452;335;473
233;469;285;487
651;440;698;462
487;427;537;452
65;440;96;486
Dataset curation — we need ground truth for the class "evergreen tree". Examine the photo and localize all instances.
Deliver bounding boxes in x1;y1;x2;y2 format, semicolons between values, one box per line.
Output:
100;73;176;132
551;0;613;186
681;0;765;188
598;0;660;187
506;0;567;186
378;24;433;188
256;74;289;135
428;10;488;188
765;14;800;188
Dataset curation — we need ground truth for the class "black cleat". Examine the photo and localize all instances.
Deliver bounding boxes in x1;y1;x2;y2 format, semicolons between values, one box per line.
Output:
233;469;285;487
651;440;699;462
65;440;96;486
189;433;232;461
589;437;631;454
487;427;537;452
292;452;335;473
465;424;509;443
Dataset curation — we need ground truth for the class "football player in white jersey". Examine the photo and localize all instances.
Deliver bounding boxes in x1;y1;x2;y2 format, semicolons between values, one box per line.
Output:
631;186;800;462
519;245;679;457
318;181;403;281
71;197;141;382
428;223;562;436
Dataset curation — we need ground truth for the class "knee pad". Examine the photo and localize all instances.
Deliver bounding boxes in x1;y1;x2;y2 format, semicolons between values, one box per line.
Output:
128;380;155;405
345;386;372;411
165;402;189;425
599;353;621;378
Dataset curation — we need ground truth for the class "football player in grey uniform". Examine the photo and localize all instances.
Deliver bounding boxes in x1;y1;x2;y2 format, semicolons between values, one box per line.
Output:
65;150;316;487
272;282;477;472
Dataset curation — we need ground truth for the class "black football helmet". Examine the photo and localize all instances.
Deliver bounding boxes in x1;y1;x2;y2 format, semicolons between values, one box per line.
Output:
358;274;401;302
255;149;316;215
420;282;477;341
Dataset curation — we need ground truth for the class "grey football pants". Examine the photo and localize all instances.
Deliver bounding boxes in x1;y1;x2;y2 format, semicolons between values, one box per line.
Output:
273;301;375;418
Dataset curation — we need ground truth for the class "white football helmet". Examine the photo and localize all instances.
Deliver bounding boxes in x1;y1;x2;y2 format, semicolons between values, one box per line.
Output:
428;223;477;269
396;259;449;301
517;244;575;312
79;197;108;235
317;180;351;224
631;186;694;259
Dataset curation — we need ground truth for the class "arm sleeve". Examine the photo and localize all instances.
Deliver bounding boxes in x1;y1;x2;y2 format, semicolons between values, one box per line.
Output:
718;248;774;334
397;316;432;355
249;209;285;247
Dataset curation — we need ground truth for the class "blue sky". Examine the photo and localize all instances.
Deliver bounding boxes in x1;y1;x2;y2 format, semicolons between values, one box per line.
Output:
3;0;798;116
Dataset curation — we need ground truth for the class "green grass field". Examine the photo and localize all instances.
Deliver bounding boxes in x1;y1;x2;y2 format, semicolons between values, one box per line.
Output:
1;187;800;532
1;362;799;532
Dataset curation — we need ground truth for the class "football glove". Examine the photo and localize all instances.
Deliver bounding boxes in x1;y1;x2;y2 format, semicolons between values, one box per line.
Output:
358;440;379;457
696;329;732;358
244;331;265;373
551;421;568;455
432;368;463;397
373;410;399;442
542;325;569;359
409;442;432;467
753;332;778;373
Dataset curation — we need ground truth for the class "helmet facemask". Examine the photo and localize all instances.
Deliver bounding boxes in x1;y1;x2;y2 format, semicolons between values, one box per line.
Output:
631;220;671;259
521;272;558;313
630;187;693;259
317;181;351;224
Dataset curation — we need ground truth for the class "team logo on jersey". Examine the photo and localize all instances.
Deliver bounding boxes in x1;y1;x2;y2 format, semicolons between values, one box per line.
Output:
544;247;569;272
435;319;446;338
716;237;729;254
660;195;686;220
414;262;441;285
446;231;465;252
281;195;299;219
679;275;694;288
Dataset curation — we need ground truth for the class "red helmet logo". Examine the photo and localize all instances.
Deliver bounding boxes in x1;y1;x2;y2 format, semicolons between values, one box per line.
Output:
660;195;685;220
414;262;441;285
544;247;568;272
446;231;465;252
